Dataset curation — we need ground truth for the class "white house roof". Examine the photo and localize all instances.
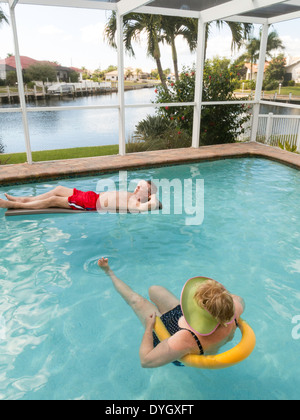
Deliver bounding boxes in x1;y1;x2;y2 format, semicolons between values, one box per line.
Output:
1;0;300;24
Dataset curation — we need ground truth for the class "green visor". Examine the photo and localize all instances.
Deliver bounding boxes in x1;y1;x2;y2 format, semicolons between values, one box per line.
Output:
180;276;220;336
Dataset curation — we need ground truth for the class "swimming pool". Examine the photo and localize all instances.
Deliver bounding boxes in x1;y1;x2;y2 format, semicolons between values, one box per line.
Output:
0;158;299;400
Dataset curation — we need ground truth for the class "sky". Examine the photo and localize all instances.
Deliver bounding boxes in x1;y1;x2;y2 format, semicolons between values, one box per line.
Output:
0;3;300;73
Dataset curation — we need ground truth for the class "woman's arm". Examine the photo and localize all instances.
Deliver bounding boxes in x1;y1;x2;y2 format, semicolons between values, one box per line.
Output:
139;315;192;368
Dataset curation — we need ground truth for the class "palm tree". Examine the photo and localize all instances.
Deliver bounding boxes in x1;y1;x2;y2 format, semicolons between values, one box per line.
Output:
241;29;285;80
105;12;167;88
160;16;187;82
265;29;285;57
241;37;260;80
105;12;253;88
180;19;253;60
0;7;8;27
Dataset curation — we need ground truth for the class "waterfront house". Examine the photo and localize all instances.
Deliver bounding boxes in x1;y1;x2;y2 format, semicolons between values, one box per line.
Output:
244;62;270;81
285;56;300;83
0;56;83;83
105;70;119;82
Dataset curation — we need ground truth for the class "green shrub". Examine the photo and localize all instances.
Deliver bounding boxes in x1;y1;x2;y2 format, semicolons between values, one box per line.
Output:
263;80;279;91
154;59;251;146
278;139;298;153
127;115;191;152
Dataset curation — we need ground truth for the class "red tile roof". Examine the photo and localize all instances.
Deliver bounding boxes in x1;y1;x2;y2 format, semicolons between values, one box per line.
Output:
1;56;39;69
0;56;63;69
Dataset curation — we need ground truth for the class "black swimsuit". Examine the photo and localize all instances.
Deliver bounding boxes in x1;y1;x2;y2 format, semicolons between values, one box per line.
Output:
153;305;204;366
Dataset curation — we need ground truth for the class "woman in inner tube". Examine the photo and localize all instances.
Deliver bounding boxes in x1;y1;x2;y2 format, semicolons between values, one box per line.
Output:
98;258;245;368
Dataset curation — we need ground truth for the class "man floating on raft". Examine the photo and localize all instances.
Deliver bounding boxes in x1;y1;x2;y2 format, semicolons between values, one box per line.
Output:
0;180;161;213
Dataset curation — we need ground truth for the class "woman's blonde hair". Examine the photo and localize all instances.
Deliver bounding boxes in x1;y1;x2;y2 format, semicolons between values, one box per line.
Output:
194;280;235;327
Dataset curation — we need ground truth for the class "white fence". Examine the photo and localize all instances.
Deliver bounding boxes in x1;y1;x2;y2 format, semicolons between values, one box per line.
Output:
256;112;300;151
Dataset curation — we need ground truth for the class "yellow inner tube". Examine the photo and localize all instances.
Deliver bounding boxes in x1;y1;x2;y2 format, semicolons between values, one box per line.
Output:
154;317;256;369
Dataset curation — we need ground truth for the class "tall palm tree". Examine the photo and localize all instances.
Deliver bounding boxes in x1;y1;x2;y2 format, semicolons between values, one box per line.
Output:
160;16;187;82
105;12;167;88
241;29;285;80
180;19;253;60
105;12;253;87
241;37;260;80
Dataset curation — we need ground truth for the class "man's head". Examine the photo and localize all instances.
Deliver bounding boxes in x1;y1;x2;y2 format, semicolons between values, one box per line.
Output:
134;180;157;202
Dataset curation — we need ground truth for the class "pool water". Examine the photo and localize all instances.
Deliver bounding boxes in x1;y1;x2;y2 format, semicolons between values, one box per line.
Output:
0;158;299;400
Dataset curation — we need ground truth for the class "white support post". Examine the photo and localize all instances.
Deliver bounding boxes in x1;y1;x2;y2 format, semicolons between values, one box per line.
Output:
9;3;33;164
116;11;126;156
192;18;206;149
250;22;270;143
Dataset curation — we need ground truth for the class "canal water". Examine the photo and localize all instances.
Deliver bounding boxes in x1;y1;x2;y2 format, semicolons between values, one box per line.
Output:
0;88;156;154
0;89;299;154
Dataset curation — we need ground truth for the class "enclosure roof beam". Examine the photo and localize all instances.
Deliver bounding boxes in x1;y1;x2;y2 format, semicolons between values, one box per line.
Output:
224;15;268;24
118;0;153;16
8;0;19;9
16;0;117;11
200;0;288;23
268;9;300;22
136;5;200;18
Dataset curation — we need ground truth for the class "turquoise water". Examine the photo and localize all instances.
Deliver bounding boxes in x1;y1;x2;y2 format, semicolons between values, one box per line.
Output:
0;158;299;400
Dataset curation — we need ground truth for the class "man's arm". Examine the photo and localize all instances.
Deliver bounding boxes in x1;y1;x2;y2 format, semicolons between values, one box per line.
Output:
130;194;159;213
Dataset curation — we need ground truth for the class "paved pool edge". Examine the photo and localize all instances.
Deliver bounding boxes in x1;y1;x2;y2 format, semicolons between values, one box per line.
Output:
0;142;300;186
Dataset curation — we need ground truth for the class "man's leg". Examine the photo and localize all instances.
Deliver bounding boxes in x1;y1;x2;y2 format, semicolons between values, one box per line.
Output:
5;186;73;203
0;196;70;210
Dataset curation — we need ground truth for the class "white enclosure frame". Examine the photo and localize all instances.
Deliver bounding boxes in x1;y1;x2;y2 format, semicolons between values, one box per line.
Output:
1;0;300;164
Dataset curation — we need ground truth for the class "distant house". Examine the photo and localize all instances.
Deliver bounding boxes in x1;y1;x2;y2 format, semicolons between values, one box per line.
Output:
105;71;119;82
285;56;300;83
0;55;83;82
244;62;270;81
70;67;84;82
105;68;150;82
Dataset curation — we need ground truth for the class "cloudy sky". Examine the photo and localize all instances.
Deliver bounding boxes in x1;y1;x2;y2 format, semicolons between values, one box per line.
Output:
0;4;300;73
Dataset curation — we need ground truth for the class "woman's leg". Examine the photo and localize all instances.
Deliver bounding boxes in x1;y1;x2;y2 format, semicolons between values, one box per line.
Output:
148;286;180;315
101;265;162;328
5;186;73;203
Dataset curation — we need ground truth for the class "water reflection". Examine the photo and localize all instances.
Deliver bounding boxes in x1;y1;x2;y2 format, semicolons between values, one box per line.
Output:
260;103;300;116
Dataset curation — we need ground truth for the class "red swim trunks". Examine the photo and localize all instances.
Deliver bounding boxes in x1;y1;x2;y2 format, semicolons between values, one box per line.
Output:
68;189;100;211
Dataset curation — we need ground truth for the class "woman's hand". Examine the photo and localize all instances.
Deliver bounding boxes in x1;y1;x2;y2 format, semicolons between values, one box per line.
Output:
98;257;110;273
145;312;157;331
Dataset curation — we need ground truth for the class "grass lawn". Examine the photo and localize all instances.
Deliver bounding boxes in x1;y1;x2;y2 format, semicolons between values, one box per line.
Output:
235;86;300;96
0;144;119;165
264;86;300;96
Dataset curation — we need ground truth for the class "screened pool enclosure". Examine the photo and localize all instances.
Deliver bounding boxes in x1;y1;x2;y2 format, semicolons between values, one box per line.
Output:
1;0;300;163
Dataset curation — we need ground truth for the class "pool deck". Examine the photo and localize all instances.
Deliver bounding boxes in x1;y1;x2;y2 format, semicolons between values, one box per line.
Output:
0;142;300;186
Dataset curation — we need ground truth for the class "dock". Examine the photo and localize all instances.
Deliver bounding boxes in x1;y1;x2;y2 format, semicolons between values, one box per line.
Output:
234;91;300;105
0;82;156;104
